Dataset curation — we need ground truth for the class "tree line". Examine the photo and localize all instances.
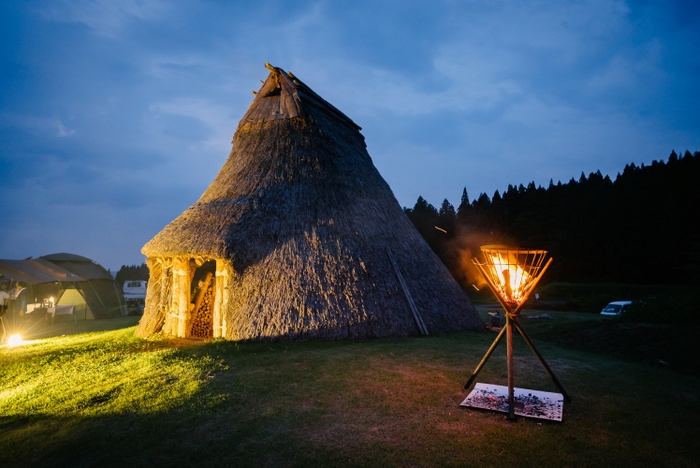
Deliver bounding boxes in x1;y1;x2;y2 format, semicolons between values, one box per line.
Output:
115;264;149;286
404;150;700;287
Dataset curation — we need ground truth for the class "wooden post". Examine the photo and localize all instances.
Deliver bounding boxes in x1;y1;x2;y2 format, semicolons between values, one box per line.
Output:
463;324;507;390
212;261;223;339
512;317;572;402
160;260;169;331
174;258;191;338
220;266;229;338
212;260;228;338
163;259;178;336
506;307;516;421
386;247;428;335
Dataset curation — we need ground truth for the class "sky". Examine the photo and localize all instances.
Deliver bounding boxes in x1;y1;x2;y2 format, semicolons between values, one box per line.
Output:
1;0;699;271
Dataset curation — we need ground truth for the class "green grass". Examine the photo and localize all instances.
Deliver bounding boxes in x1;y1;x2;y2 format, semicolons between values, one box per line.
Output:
1;312;699;467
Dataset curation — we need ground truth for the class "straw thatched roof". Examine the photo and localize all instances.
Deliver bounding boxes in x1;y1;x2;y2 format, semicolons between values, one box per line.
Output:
139;63;482;340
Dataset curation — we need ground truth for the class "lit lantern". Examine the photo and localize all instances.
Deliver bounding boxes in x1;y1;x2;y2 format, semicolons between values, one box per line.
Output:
463;245;571;421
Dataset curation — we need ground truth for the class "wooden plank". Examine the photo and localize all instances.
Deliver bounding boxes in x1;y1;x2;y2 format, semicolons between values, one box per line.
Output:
386;247;428;336
212;262;223;339
175;258;190;338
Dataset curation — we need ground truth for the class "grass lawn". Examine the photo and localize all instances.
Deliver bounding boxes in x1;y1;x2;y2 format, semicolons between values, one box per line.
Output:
1;310;698;467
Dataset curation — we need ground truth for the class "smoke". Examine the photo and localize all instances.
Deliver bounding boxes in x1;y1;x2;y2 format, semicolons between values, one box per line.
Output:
446;224;516;290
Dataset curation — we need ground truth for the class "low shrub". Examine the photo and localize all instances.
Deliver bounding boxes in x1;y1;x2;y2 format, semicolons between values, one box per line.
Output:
624;292;699;324
535;282;698;314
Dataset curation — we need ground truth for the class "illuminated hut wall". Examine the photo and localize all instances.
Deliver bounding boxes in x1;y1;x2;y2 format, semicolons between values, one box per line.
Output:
138;257;230;339
136;64;482;341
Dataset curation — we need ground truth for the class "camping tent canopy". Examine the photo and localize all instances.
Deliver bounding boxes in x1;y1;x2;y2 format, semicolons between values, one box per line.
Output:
0;254;126;319
40;253;126;318
0;258;84;284
40;253;115;281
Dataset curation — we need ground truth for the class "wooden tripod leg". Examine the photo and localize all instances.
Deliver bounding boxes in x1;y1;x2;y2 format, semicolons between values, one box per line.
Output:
506;314;516;421
511;317;572;403
463;325;507;390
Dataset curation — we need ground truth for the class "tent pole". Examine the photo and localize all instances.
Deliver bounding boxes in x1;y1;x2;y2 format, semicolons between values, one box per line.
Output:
111;279;126;316
86;280;109;316
75;283;90;320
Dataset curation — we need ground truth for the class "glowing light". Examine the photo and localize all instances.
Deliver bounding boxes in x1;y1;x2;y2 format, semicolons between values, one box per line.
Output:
474;246;550;309
7;334;23;347
487;252;531;304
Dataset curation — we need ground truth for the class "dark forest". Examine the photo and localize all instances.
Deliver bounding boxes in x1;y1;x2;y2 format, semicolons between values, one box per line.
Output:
405;150;700;288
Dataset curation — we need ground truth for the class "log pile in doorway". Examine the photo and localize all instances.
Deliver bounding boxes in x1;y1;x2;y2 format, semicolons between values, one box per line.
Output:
190;272;214;339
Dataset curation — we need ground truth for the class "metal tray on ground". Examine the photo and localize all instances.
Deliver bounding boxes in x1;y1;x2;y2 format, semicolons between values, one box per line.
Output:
460;382;564;422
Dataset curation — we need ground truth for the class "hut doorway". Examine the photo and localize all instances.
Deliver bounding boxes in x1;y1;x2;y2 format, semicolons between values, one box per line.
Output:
189;260;216;338
159;257;226;339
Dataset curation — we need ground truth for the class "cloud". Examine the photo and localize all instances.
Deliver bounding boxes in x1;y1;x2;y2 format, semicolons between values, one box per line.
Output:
144;54;223;81
148;98;237;149
2;113;76;138
255;1;651;121
37;0;168;38
2;0;698;269
55;120;76;137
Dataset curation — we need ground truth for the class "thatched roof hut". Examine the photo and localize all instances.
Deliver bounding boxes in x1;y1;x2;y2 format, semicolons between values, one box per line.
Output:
136;63;482;341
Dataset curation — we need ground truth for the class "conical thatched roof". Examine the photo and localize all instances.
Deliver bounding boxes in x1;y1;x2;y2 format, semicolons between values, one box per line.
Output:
140;63;482;340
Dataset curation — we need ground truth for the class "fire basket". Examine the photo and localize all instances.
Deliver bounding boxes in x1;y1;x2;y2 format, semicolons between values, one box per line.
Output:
463;245;571;421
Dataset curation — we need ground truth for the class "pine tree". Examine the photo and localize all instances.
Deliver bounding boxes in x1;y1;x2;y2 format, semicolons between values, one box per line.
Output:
115;264;149;286
437;199;456;235
456;187;473;227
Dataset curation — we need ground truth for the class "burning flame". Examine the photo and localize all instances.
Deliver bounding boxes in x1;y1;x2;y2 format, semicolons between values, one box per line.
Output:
487;252;531;304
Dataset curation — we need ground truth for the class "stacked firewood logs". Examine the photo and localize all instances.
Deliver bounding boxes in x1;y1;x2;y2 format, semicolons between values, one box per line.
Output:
190;272;214;338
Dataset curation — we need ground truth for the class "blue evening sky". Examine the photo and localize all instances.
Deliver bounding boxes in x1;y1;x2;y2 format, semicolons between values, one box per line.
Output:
1;0;698;270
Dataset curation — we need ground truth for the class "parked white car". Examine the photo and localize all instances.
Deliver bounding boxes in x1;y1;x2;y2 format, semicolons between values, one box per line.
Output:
600;300;632;316
123;280;147;299
123;280;147;313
